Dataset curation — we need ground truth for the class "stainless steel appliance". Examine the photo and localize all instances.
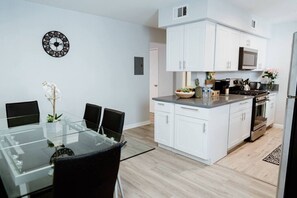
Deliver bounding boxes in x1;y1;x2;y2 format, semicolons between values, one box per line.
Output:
238;47;258;70
214;79;230;94
277;32;297;197
229;89;268;141
249;81;261;90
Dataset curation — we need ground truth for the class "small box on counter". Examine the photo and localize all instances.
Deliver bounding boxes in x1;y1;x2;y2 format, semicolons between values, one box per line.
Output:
211;90;220;97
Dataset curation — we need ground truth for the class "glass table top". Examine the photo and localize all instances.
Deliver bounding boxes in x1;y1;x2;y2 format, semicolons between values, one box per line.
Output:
0;113;154;197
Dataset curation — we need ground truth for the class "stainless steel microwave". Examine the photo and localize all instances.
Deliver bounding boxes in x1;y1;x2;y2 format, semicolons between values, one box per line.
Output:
238;47;258;70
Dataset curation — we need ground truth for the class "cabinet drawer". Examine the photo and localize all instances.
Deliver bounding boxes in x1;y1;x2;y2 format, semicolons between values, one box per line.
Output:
175;104;209;120
154;101;174;113
230;99;253;114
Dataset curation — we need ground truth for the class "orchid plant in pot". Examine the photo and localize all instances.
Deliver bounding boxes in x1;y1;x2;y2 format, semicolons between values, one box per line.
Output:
42;81;62;122
262;68;278;90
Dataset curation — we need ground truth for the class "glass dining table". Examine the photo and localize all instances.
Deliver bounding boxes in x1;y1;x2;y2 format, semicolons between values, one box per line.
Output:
0;112;154;197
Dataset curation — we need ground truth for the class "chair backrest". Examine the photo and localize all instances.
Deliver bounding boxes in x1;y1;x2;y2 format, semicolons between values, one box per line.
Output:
53;143;122;198
83;103;102;132
5;100;40;127
101;108;125;134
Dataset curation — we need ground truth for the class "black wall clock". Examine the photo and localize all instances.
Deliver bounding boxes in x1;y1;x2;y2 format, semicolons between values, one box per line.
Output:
42;31;70;58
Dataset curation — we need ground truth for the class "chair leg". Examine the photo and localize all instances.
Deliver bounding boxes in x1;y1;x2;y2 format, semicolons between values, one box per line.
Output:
117;173;124;198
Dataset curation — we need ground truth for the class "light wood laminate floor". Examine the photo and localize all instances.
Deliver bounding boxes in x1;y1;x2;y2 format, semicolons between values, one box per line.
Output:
217;127;282;186
120;124;277;198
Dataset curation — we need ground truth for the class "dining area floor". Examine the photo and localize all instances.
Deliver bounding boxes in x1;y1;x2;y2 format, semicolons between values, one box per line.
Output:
120;124;277;198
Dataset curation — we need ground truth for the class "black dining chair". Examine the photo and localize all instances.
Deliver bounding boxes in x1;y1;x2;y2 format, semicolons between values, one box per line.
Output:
83;103;102;132
101;108;125;135
5;100;40;127
52;143;122;198
100;108;125;198
0;177;8;198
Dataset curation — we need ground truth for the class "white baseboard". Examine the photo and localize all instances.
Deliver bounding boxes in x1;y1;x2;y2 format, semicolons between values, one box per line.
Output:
124;120;151;130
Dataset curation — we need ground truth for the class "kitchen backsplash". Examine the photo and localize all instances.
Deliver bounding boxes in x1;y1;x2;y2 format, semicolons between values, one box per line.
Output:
190;71;263;87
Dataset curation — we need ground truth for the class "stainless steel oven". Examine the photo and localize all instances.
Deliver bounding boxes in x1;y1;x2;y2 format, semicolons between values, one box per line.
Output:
229;88;268;141
251;94;267;141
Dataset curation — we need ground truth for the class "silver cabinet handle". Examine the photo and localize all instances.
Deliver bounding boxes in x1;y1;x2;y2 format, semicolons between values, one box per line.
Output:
203;123;206;133
181;107;198;111
241;113;244;121
179;61;182;70
157;103;164;106
239;101;249;105
183;61;186;69
244;113;246;120
166;115;169;124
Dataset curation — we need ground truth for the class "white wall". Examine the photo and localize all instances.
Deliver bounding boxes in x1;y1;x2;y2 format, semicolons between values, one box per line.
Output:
266;21;297;126
0;0;165;127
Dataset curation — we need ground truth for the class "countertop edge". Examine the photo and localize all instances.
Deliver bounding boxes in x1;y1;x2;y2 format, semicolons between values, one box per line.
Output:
153;95;254;108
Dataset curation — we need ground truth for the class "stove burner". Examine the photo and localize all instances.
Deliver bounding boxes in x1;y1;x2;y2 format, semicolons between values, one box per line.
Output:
229;90;268;96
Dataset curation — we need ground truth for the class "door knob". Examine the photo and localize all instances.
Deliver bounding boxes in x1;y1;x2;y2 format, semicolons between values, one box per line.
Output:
154;85;158;87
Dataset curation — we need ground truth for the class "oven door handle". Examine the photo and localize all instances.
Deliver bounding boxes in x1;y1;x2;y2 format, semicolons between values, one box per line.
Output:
256;101;267;106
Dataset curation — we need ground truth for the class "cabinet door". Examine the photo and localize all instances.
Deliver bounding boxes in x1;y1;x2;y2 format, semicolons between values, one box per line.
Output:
228;111;243;149
266;95;276;126
240;33;257;49
166;26;184;71
184;21;215;71
215;25;230;71
242;109;252;139
175;115;208;159
256;38;267;70
228;29;240;71
154;111;174;147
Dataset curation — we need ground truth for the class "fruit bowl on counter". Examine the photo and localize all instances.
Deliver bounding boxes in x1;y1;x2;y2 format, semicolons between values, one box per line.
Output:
175;88;195;99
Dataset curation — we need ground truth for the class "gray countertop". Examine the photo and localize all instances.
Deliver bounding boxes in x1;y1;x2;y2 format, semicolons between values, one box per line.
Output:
153;94;254;108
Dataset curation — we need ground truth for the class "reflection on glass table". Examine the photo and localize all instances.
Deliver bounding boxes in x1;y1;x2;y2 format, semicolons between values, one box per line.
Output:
0;117;154;198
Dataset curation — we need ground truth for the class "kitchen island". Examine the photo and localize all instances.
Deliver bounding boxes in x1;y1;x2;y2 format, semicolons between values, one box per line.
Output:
153;94;254;165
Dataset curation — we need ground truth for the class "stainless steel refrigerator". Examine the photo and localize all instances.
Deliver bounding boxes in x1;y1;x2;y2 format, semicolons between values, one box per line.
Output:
277;32;297;197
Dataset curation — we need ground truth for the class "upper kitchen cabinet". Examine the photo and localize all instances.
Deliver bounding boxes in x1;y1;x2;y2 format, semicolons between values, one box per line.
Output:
166;21;216;71
254;37;267;71
214;25;240;71
240;32;267;70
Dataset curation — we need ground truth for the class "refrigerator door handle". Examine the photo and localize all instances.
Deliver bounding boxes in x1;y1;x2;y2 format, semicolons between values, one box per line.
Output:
288;95;297;99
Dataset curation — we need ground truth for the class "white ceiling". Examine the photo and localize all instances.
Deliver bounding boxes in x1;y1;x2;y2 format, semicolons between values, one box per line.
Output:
25;0;297;27
226;0;297;24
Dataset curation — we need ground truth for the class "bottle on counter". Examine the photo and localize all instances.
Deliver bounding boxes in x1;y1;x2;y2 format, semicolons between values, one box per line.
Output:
195;78;203;98
202;87;208;99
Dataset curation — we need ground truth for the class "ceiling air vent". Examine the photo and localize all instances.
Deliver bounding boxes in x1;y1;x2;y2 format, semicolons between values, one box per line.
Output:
174;5;188;19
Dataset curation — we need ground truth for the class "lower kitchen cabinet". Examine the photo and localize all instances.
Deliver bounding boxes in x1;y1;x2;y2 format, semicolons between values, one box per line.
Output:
154;102;230;165
154;102;174;147
266;93;277;127
175;115;208;159
228;100;253;149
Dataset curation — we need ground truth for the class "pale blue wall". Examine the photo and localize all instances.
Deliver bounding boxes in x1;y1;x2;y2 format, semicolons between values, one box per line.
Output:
0;0;165;127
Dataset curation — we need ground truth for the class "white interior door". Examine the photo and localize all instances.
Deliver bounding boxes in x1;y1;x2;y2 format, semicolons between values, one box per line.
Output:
150;49;159;113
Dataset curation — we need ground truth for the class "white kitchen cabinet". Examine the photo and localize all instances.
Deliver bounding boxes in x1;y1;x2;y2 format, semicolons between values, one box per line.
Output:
266;93;277;127
240;33;258;48
228;100;253;149
174;104;229;164
255;37;267;70
154;102;174;147
166;21;216;71
215;25;240;71
175;115;208;159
